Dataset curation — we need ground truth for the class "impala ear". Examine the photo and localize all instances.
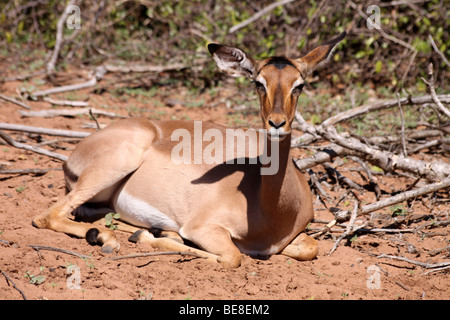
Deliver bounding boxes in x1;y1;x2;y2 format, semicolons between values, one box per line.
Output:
208;44;256;78
295;32;346;76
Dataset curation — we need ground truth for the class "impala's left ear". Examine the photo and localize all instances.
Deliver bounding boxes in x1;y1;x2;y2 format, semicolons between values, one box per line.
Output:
295;32;346;77
208;43;256;78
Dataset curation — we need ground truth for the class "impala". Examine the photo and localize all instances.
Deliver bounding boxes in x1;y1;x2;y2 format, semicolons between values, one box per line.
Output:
33;32;346;268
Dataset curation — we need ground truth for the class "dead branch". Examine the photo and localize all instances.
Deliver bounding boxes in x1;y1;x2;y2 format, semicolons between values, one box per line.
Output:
0;129;68;161
352;177;450;216
421;63;450;118
377;254;450;269
295;144;346;170
46;0;77;74
311;123;450;181
0;168;62;176
0;93;31;110
328;200;360;256
103;62;189;73
292;94;450;146
43;97;89;107
29;244;91;259
109;251;206;261
31;66;106;97
19;107;123;119
0;123;90;138
228;0;296;34
428;34;450;68
1;271;27;300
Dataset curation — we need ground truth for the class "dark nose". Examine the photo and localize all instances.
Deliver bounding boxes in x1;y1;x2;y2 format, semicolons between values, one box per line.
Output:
268;118;286;129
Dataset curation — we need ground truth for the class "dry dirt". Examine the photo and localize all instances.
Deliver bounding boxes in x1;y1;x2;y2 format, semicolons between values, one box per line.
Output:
0;73;449;301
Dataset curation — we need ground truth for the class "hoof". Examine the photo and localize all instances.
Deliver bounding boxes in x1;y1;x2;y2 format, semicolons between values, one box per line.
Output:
101;244;115;253
128;230;145;243
86;228;100;245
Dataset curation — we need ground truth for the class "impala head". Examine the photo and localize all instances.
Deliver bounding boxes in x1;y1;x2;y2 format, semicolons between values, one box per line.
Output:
208;32;346;140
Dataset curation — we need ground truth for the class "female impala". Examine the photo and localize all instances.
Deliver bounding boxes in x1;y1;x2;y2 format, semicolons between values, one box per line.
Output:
33;33;345;268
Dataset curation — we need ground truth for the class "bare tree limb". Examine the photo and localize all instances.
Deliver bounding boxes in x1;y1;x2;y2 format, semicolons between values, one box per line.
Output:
47;0;77;74
228;0;296;34
421;63;450;118
292;94;450;146
1;271;27;300
19;107;123;119
0;93;31;110
428;34;450;68
0;123;90;138
0;129;68;161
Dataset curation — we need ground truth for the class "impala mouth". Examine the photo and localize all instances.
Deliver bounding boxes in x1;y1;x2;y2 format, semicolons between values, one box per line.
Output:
267;127;290;141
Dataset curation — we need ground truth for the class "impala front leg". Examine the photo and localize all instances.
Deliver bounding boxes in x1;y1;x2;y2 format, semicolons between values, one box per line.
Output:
280;233;318;261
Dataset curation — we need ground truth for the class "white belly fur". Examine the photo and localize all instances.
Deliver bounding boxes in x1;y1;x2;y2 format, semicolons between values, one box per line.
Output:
113;189;179;231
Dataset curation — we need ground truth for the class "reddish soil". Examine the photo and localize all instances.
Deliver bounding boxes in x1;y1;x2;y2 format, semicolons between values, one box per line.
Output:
0;74;449;300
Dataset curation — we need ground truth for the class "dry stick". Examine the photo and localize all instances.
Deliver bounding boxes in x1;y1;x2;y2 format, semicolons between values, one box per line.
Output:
19;107;123;119
43;97;89;107
0;93;31;110
295;111;450;181
377;254;450;269
103;62;189;73
228;0;296;34
46;0;76;74
397;93;408;156
0;123;90;138
32;66;107;97
422;63;450;118
428;34;450;68
0;129;68;161
29;245;91;260
292;94;450;146
1;271;27;300
110;251;206;261
359;177;450;215
0;168;62;175
328;201;359;256
32;76;98;97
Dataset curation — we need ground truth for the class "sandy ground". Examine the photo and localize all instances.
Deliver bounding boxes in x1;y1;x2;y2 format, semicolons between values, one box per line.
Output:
0;76;449;300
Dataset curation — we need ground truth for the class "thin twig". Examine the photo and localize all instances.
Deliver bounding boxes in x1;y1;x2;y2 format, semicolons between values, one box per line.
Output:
0;93;31;110
47;0;77;74
109;251;206;261
428;34;450;68
0;168;62;175
377;254;450;269
43;97;89;107
0;123;90;138
228;0;296;34
29;245;92;259
19;107;123;119
328;200;359;256
397;93;408;156
1;271;27;300
421;63;450;118
0;129;68;161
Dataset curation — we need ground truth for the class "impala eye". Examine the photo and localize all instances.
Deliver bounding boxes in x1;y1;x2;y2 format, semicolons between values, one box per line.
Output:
292;83;305;94
252;80;266;92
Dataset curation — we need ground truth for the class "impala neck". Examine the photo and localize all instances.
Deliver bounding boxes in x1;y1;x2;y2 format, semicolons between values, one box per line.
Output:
260;133;292;213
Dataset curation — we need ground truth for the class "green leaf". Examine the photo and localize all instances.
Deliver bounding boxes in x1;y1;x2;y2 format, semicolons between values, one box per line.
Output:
375;61;383;73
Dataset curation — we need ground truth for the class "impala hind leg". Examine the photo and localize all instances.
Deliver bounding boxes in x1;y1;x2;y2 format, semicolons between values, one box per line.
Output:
280;233;318;261
33;164;142;253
